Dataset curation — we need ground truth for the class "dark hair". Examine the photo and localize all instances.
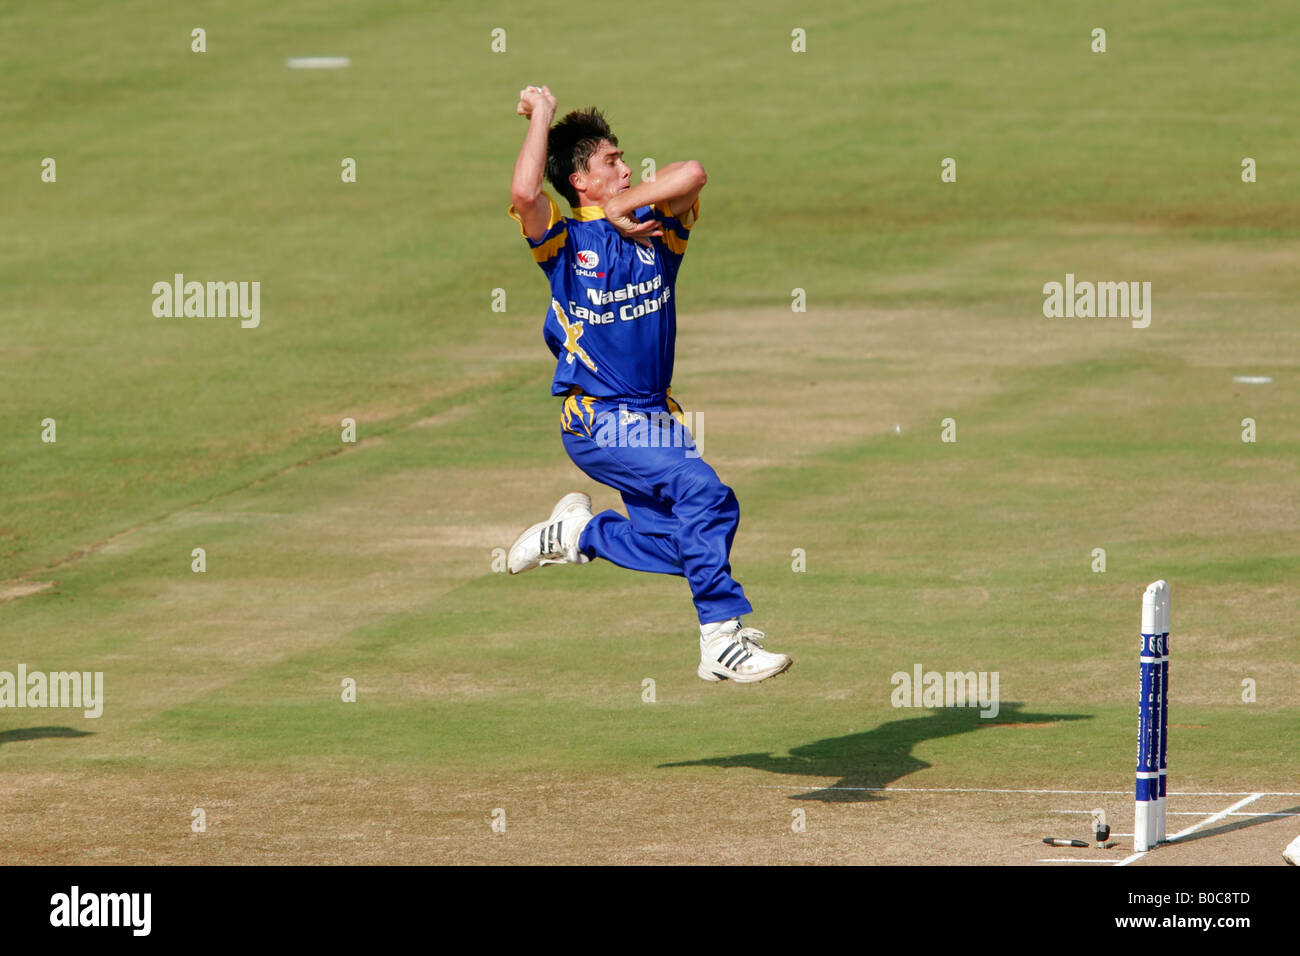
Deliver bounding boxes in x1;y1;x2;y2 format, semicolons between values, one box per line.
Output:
547;107;618;208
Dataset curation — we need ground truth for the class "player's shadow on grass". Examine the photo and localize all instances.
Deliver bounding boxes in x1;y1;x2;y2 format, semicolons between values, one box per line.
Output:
0;726;94;747
660;703;1088;801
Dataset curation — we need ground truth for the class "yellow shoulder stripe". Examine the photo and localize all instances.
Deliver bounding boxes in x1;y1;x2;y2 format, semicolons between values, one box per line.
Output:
507;192;565;238
530;231;567;263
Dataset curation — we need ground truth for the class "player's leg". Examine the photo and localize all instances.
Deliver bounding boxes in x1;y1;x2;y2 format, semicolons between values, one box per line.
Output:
653;455;790;683
563;403;791;682
559;403;744;615
579;498;683;575
507;396;669;576
561;426;684;575
654;399;792;681
505;394;623;575
654;455;752;625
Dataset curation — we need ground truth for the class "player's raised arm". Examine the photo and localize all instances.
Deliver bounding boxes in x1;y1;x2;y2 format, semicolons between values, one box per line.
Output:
603;160;707;239
510;85;558;243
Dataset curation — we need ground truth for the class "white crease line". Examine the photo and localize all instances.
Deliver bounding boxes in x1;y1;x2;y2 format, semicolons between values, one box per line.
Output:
753;786;1130;795
1167;794;1264;842
1051;809;1297;817
1116;794;1264;867
754;785;1300;796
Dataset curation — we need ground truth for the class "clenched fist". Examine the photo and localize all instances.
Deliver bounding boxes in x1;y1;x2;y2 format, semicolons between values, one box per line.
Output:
516;85;556;120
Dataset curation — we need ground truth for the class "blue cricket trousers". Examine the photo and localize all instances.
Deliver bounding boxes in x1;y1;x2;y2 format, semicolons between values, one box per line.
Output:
559;390;753;625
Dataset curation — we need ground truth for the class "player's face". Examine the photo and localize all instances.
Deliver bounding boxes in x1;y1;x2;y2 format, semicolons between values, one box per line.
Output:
576;140;631;205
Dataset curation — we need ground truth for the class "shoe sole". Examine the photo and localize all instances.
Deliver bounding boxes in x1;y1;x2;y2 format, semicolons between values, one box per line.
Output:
698;656;793;684
507;493;591;574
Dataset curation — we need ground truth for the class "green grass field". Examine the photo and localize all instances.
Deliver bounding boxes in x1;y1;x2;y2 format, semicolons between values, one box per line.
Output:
2;0;1298;865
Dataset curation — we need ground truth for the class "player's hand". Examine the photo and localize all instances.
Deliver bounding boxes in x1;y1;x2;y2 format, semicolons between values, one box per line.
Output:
607;211;663;247
517;85;556;119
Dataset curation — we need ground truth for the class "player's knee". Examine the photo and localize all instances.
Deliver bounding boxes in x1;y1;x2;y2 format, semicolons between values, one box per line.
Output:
671;467;738;515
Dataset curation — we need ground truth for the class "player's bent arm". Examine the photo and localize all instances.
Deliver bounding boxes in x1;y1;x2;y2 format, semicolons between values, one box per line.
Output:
664;180;705;220
604;160;706;225
510;104;557;242
653;161;707;219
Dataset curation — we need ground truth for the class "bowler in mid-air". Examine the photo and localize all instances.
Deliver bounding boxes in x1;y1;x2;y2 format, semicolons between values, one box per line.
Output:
505;85;791;684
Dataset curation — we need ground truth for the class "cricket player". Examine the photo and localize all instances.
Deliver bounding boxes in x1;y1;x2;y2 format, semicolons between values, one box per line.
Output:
505;85;791;684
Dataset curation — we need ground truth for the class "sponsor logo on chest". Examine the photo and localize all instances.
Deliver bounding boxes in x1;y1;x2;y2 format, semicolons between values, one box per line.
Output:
575;249;604;277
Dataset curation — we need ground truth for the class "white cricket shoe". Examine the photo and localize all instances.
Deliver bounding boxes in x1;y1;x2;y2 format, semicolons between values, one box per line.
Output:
698;621;792;684
508;493;593;574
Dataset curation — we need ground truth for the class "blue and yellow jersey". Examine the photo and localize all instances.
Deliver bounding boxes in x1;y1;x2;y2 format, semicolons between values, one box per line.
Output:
507;192;699;398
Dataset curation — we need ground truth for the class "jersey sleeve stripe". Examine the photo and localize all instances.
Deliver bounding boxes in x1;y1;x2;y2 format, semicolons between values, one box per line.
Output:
678;197;699;229
529;231;567;263
507;192;566;239
660;229;688;255
651;197;700;231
